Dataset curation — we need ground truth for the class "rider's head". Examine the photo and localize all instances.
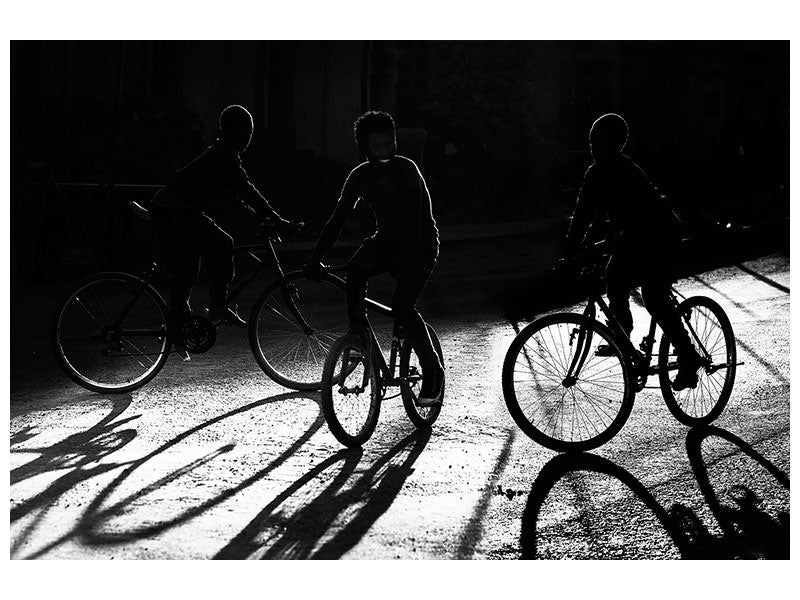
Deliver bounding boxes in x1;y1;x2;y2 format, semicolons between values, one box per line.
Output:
354;110;396;163
218;104;254;152
589;113;628;161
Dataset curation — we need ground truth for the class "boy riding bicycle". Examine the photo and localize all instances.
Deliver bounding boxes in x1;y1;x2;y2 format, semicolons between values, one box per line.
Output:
565;113;702;391
304;110;444;406
151;104;292;330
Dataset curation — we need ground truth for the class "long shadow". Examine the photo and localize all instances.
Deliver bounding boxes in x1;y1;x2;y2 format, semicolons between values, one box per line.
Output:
688;274;787;385
519;452;692;559
10;395;141;557
23;391;321;559
672;426;790;559
735;263;790;294
11;395;139;486
454;428;516;559
520;427;789;559
215;429;431;559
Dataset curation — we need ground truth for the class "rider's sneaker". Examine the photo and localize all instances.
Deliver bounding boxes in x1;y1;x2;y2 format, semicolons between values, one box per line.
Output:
672;350;704;391
174;343;192;362
208;306;247;328
416;365;444;407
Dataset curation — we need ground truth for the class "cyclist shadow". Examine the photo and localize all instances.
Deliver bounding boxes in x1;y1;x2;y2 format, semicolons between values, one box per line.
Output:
11;396;139;487
22;391;321;559
215;429;432;559
10;395;140;557
520;426;788;559
670;426;789;559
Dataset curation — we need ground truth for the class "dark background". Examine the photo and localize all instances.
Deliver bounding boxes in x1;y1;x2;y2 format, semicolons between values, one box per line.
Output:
9;40;789;280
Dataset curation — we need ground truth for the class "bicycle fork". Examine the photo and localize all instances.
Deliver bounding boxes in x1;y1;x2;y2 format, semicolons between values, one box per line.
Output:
563;305;599;388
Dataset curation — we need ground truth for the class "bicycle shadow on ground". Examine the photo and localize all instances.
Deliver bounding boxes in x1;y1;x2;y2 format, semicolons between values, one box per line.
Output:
11;395;139;487
10;395;142;558
668;426;789;559
20;391;321;559
519;452;692;559
519;426;789;559
215;429;432;559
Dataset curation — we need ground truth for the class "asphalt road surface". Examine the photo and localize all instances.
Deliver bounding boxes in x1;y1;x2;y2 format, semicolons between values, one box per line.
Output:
9;242;789;559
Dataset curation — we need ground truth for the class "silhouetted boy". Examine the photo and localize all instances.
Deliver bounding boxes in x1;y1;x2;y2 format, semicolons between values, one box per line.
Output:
151;104;290;328
304;110;444;406
566;113;702;390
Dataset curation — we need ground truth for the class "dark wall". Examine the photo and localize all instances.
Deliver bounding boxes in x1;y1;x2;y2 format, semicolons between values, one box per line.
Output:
10;40;789;278
392;41;789;226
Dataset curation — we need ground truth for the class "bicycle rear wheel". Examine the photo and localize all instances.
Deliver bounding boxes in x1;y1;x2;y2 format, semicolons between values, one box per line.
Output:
400;323;444;428
658;296;737;426
249;271;348;390
320;334;381;447
53;272;171;393
502;313;634;452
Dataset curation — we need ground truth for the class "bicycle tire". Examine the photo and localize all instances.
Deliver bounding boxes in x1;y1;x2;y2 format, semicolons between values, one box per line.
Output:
320;333;381;447
400;323;445;429
658;296;736;426
502;312;635;452
249;271;348;390
52;272;171;393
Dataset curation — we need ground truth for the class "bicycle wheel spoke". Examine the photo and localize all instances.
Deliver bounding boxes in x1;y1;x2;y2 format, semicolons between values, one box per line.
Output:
253;277;348;388
56;276;168;391
505;315;632;450
661;297;736;424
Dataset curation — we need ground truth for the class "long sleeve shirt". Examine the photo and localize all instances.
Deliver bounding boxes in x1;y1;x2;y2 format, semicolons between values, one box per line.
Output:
311;155;440;263
166;139;279;219
566;154;680;256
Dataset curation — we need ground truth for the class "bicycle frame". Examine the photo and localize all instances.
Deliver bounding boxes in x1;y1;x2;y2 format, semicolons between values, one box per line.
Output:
101;233;305;351
337;295;418;396
362;298;405;386
567;288;698;390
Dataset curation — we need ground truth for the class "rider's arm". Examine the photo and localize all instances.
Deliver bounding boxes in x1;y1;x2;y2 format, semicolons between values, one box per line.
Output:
308;169;361;263
565;167;598;256
228;155;286;222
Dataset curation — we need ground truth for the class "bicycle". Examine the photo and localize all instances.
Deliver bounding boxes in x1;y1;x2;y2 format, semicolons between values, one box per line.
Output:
52;201;349;393
502;247;739;452
320;291;445;448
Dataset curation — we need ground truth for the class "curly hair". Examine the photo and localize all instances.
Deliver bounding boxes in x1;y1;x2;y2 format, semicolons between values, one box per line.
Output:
353;110;396;154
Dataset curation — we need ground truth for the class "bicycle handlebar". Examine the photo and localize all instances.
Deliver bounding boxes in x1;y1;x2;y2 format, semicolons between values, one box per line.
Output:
257;219;305;243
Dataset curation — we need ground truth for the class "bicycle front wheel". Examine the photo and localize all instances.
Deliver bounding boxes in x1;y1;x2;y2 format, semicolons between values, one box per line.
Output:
320;334;381;447
400;323;445;429
502;313;634;452
249;271;348;390
52;272;171;393
658;296;737;426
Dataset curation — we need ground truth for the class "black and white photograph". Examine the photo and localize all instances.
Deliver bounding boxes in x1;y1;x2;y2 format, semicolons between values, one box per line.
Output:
4;1;792;581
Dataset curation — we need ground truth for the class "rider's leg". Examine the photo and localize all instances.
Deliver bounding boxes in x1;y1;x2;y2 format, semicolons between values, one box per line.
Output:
605;254;635;338
346;239;387;341
152;205;199;320
392;264;443;405
198;216;234;309
197;216;242;326
391;266;440;371
641;280;702;390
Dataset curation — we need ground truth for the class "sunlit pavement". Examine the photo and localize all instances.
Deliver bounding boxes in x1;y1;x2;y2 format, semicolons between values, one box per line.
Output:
9;252;789;559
